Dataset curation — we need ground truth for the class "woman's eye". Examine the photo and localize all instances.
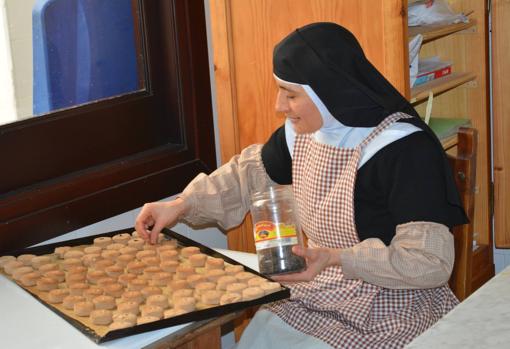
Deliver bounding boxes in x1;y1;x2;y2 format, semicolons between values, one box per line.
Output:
287;95;296;100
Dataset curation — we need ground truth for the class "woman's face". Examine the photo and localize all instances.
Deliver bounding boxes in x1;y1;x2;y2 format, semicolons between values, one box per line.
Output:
275;81;322;134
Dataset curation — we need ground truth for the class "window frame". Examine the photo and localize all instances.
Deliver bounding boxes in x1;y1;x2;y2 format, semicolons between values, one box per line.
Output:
0;0;216;253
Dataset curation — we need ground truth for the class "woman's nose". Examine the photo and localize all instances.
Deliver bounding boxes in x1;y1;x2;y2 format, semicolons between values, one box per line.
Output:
275;92;289;113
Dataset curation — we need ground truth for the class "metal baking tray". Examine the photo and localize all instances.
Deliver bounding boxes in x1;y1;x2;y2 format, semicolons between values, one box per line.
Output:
2;227;290;343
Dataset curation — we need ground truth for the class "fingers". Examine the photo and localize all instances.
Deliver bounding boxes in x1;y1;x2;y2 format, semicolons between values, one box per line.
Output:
134;208;151;240
149;221;166;244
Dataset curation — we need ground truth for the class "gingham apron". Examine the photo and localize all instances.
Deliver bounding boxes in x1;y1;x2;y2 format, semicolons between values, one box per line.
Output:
267;112;458;349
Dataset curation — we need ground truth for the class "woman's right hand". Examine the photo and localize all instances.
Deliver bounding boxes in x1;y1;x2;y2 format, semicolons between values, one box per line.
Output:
134;198;190;244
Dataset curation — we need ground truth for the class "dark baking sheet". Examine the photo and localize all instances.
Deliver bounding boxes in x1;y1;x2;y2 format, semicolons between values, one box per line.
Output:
3;227;290;343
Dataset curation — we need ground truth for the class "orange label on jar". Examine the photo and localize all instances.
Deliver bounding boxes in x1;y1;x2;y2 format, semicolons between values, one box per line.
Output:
253;221;298;249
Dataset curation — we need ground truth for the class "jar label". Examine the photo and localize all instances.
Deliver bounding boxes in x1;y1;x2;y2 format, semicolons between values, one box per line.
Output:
253;221;298;249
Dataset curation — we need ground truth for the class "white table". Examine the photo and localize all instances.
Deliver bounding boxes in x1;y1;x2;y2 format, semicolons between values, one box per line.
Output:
0;249;258;349
406;266;510;348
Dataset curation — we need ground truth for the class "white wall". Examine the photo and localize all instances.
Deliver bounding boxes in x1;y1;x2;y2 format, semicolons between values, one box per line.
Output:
3;0;34;120
0;0;17;124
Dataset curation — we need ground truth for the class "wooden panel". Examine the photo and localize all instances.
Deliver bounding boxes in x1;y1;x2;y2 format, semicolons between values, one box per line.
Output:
492;0;510;248
210;0;407;252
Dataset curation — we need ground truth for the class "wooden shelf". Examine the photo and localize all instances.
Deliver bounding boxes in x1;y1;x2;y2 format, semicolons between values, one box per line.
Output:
409;19;477;43
410;71;477;104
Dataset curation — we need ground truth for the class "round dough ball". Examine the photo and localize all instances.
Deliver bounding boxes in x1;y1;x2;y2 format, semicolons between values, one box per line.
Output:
106;243;125;251
163;308;187;318
0;256;16;269
225;282;248;295
62;295;86;310
62;258;82;271
194;282;216;296
101;250;121;261
83;246;102;255
90;309;113;326
69;282;89;296
201;290;223;305
116;254;135;267
259;282;281;295
103;283;124;298
169;280;190;291
104;265;124;278
82;253;101;267
140;305;163;318
54;246;71;259
66;273;87;285
47;288;70;304
160;260;179;273
74;301;94;317
216;275;237;291
146;294;169;309
136;250;156;260
117;301;140;315
189;253;207;267
180;246;200;258
4;260;24;274
159;250;179;261
87;270;107;284
241;287;264;301
93;236;112;248
171;289;193;301
109;321;133;330
140;286;162;298
43;270;65;283
205;269;226;282
19;271;41;286
173;296;196;312
121;290;144;305
36;277;59;291
220;292;242;305
205;257;224;270
137;315;160;325
127;278;148;291
186;274;205;288
126;261;146;275
83;287;104;301
93;259;115;271
150;272;172;286
142;266;163;279
97;277;117;287
235;271;257;283
118;273;137;286
93;295;116;310
119;246;138;256
112;233;131;245
247;276;267;287
127;238;145;250
63;250;84;260
175;266;194;280
12;266;34;281
38;263;59;273
224;265;244;275
17;254;36;266
31;256;52;269
112;312;137;324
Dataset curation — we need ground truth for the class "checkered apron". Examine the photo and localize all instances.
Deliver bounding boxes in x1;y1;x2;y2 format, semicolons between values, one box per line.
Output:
266;112;458;349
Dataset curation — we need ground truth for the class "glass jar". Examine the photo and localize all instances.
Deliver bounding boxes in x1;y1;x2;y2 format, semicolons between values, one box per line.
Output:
250;185;306;276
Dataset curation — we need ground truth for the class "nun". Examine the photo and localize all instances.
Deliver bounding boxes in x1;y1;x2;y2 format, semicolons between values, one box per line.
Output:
136;22;467;349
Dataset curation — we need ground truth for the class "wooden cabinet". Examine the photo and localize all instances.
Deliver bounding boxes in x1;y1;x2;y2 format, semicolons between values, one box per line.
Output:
209;0;494;296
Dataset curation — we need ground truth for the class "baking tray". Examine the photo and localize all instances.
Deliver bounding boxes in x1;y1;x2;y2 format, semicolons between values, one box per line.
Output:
1;227;290;343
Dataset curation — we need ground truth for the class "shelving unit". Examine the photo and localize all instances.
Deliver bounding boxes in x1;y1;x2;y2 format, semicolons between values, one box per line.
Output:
408;19;477;43
406;0;493;298
410;71;477;104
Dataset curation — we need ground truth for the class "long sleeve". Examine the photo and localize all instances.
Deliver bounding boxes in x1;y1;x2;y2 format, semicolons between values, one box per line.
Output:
340;221;454;289
179;144;276;230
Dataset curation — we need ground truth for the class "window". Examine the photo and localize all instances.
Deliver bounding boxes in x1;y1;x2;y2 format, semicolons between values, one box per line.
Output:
0;0;216;253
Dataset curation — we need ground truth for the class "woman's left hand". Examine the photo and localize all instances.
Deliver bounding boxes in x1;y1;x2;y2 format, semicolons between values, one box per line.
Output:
271;245;341;282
